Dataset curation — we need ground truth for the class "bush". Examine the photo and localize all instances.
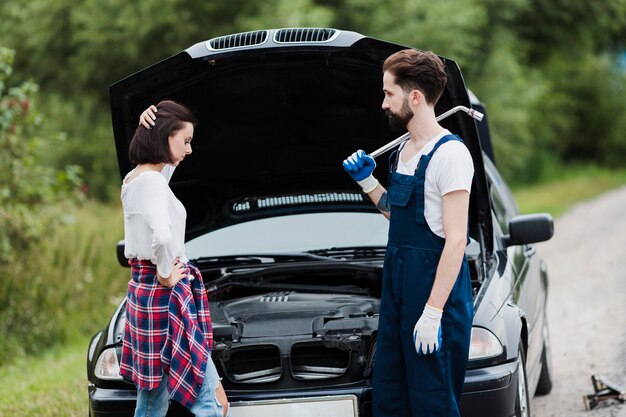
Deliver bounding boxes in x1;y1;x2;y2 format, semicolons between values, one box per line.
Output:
0;201;126;366
0;48;86;364
539;52;626;167
36;93;120;201
469;30;547;184
0;48;84;262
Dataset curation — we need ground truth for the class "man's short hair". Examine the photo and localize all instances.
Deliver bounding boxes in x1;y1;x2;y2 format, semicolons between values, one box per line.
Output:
382;49;447;105
128;100;197;165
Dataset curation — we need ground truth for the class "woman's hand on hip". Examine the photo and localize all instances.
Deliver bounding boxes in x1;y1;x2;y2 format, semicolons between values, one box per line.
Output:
157;258;187;287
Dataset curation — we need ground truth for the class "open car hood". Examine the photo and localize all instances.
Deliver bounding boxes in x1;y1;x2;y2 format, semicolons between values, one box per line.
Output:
110;28;492;253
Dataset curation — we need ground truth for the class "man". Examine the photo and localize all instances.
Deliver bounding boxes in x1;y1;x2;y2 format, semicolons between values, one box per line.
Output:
342;49;474;417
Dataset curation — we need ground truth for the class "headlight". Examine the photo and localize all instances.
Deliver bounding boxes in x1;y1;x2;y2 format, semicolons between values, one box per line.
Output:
468;327;503;360
94;347;123;381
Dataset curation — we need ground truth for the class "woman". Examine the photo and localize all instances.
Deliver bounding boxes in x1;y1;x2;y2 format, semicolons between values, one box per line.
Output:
120;100;229;417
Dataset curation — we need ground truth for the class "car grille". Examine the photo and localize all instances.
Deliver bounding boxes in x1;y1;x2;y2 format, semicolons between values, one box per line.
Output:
225;345;281;383
221;342;353;384
207;30;268;50
290;342;350;380
274;28;338;43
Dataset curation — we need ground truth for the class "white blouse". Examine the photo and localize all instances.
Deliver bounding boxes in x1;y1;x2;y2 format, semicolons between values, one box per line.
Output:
121;166;187;278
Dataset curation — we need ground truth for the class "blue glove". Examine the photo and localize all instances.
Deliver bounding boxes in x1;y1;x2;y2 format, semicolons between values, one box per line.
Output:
342;150;376;181
413;304;443;355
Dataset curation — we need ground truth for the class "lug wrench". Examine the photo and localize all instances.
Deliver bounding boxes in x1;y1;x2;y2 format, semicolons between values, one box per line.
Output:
369;105;484;159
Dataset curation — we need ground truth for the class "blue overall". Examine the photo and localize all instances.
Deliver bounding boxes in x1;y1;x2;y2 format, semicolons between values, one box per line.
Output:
372;135;473;417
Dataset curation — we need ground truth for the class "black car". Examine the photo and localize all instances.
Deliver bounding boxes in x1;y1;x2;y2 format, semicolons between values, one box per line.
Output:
88;28;554;417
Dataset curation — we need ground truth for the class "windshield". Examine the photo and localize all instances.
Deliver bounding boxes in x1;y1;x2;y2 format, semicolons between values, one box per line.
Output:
185;212;389;259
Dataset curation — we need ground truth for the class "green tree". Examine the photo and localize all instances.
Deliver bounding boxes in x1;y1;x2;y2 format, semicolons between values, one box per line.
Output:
469;29;548;183
537;51;626;166
0;48;83;264
239;0;334;28
0;47;84;362
329;0;488;72
0;0;269;199
2;0;626;192
513;0;626;63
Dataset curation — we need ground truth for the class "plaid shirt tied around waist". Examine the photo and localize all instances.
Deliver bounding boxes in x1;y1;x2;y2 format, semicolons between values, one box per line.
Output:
120;259;213;409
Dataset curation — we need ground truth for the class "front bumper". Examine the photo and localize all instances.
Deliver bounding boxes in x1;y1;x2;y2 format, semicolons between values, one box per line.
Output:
89;361;519;417
88;384;136;417
461;360;520;417
88;383;373;417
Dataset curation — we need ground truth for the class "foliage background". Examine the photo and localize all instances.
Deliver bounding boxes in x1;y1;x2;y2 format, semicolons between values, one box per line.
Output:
0;0;625;365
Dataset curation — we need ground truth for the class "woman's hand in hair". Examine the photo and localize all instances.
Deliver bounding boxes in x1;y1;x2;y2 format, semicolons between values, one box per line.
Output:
139;105;158;129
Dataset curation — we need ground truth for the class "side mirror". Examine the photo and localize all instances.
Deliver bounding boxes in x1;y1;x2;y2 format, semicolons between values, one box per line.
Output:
503;214;554;247
117;240;130;267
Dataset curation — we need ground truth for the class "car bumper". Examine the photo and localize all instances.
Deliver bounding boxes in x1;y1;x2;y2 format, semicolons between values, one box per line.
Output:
89;361;519;417
461;360;520;417
88;383;138;417
89;383;373;417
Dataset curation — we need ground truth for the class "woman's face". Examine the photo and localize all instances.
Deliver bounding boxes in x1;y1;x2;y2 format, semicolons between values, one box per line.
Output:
168;122;194;166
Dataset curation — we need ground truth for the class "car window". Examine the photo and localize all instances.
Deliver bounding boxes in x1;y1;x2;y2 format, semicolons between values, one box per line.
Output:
185;212;389;259
484;156;519;234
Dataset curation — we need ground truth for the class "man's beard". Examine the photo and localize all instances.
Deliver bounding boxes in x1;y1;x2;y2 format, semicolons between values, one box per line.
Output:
386;99;413;131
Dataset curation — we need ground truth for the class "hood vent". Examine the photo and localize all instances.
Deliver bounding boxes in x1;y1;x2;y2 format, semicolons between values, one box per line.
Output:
260;292;293;303
232;192;364;213
207;30;268;50
274;28;338;43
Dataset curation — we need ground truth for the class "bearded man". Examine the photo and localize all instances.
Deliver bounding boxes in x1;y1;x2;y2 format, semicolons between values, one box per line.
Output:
342;49;474;417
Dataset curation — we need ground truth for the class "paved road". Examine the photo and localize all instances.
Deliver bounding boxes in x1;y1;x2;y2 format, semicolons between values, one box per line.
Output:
531;186;626;417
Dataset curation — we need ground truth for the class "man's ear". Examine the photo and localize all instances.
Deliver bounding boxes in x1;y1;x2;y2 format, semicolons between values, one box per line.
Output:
410;89;423;106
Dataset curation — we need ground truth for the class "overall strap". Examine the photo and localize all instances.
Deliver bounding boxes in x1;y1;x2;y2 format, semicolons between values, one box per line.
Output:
426;134;463;158
415;134;463;177
387;134;463;176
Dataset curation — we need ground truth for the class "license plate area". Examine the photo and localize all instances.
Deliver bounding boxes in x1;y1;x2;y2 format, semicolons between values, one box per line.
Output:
230;394;358;417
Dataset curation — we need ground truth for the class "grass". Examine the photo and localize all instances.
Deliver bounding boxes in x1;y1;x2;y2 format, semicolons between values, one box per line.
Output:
0;201;126;363
0;201;124;416
0;335;90;416
512;165;626;217
0;164;625;416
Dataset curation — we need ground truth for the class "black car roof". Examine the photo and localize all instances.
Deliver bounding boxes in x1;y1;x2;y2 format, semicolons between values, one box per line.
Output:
110;28;492;254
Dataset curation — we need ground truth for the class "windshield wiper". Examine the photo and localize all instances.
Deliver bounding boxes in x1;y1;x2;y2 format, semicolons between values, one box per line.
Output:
307;246;387;260
191;252;338;266
208;280;370;296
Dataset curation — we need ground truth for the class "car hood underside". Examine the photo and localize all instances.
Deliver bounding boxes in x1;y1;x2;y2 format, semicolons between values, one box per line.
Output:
110;28;492;252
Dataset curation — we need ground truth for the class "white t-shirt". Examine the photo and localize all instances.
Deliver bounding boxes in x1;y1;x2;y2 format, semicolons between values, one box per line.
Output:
395;130;474;238
121;165;187;278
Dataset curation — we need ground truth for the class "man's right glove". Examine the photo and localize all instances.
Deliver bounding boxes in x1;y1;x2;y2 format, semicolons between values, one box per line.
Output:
413;304;443;355
342;150;379;193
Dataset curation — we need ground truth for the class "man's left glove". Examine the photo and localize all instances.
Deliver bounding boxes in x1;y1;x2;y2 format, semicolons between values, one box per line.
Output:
413;304;443;355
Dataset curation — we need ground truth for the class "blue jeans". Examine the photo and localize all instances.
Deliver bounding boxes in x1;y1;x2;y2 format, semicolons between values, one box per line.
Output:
134;361;227;417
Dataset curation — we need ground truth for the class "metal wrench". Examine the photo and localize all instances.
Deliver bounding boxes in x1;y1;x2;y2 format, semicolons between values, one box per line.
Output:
369;106;484;159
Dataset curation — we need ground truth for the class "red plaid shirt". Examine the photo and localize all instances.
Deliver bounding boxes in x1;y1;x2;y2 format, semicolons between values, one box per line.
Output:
120;259;213;409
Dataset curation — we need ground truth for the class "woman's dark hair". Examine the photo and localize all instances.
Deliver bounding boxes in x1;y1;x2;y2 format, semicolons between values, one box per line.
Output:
382;49;447;105
128;100;197;165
